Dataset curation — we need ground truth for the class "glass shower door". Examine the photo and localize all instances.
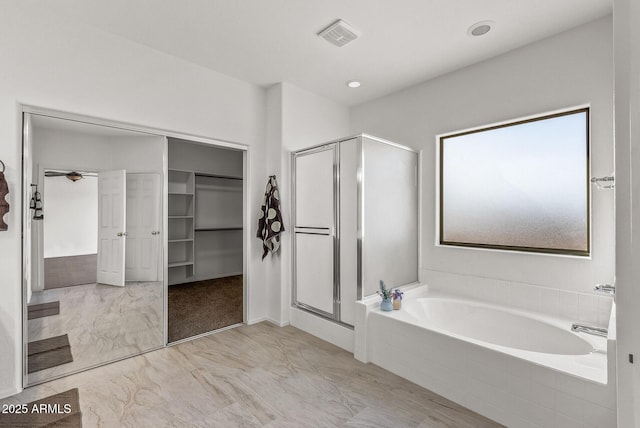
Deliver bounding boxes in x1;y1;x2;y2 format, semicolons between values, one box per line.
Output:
292;144;339;320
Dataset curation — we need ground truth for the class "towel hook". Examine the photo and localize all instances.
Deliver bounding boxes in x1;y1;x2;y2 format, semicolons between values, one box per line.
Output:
0;160;4;173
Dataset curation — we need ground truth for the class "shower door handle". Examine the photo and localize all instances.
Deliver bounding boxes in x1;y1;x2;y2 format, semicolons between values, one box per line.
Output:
294;227;332;236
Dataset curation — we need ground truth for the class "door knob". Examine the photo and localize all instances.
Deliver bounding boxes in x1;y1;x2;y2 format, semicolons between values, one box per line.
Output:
151;231;160;235
117;232;128;237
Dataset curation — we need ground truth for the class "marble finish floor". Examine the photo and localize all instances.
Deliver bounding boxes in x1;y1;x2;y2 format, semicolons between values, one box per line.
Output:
5;322;502;427
28;281;164;384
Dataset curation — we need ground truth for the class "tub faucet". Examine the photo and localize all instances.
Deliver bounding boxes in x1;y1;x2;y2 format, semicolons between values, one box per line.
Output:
571;323;608;338
594;284;615;295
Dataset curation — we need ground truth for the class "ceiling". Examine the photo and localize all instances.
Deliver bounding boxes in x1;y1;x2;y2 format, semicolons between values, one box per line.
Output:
41;0;612;106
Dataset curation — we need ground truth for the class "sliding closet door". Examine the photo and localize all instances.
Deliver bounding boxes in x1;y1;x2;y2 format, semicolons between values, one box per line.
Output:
293;144;338;318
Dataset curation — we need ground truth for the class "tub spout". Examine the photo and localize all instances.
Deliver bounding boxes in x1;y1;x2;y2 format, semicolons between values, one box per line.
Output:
571;323;608;338
594;284;615;295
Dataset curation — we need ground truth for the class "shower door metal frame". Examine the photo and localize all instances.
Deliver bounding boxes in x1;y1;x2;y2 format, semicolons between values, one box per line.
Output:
356;134;420;300
291;133;420;325
291;143;341;322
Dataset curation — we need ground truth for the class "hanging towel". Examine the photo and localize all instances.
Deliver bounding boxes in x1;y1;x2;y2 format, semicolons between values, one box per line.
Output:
0;170;8;231
257;175;285;260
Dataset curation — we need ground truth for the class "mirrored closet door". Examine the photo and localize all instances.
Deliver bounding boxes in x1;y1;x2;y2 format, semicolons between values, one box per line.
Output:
23;113;165;385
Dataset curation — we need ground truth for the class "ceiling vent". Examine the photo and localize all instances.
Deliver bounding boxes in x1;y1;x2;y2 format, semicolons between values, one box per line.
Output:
318;19;361;47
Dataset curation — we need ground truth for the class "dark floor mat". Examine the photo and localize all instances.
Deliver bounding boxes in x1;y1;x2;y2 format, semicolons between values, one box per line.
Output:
0;388;82;427
28;335;73;373
168;275;243;342
28;301;60;320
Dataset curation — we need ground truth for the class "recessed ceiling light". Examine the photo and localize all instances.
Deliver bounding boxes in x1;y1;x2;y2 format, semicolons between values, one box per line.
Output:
346;80;361;88
467;21;494;37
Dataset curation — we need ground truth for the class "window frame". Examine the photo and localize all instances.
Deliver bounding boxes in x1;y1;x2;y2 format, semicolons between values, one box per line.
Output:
438;107;591;257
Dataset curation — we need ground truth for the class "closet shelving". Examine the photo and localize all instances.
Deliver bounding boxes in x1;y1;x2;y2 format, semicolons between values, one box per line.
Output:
168;169;195;284
168;169;243;285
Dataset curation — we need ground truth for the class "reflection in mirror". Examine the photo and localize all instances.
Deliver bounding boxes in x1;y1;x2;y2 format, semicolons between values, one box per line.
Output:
25;113;165;385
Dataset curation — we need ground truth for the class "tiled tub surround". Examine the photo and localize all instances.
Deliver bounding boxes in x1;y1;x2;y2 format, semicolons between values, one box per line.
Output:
354;284;616;428
421;270;613;328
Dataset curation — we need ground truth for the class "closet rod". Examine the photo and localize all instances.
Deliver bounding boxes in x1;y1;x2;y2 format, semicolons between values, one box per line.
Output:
194;172;243;181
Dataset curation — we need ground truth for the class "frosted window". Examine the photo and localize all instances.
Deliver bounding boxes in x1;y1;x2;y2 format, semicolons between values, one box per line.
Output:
440;108;589;256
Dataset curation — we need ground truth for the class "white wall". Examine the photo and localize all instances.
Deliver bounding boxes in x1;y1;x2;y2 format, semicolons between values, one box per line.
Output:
111;136;165;173
0;4;267;398
43;175;97;258
613;0;640;425
32;128;113;177
264;83;350;327
167;139;243;177
32;126;165;279
350;17;614;295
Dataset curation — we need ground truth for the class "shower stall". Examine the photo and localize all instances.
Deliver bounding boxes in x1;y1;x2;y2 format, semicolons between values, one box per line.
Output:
291;134;419;326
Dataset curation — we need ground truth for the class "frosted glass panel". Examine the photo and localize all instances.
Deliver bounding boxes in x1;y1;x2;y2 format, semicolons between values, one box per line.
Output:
296;233;335;315
440;109;589;255
362;137;419;296
295;147;335;228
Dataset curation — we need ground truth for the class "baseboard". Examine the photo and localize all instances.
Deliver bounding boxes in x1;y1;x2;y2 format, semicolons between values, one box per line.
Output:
0;386;21;400
247;316;268;325
247;317;290;327
266;318;290;327
168;272;243;286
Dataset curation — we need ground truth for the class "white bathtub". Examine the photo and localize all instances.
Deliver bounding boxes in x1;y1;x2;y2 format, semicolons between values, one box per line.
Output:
354;284;617;428
403;297;596;355
393;294;609;383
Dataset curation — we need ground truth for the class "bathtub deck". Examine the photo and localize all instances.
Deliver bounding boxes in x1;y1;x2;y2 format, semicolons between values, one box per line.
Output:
0;322;503;427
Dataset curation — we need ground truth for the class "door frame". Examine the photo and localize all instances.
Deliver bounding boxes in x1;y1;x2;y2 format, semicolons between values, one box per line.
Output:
36;165;99;291
21;105;251;388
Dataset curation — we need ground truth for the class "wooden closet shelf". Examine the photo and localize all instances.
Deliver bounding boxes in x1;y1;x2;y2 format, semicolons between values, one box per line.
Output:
168;261;194;268
195;227;243;232
195;172;243;181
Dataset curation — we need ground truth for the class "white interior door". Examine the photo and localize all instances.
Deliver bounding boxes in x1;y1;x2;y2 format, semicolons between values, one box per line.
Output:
293;146;337;317
97;170;126;286
125;173;160;281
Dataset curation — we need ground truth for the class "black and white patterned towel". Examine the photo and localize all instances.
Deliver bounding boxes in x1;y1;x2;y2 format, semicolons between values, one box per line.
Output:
257;175;284;260
0;171;9;231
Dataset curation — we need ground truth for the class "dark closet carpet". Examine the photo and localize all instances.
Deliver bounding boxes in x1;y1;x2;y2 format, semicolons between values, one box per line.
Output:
168;275;243;342
0;388;82;427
